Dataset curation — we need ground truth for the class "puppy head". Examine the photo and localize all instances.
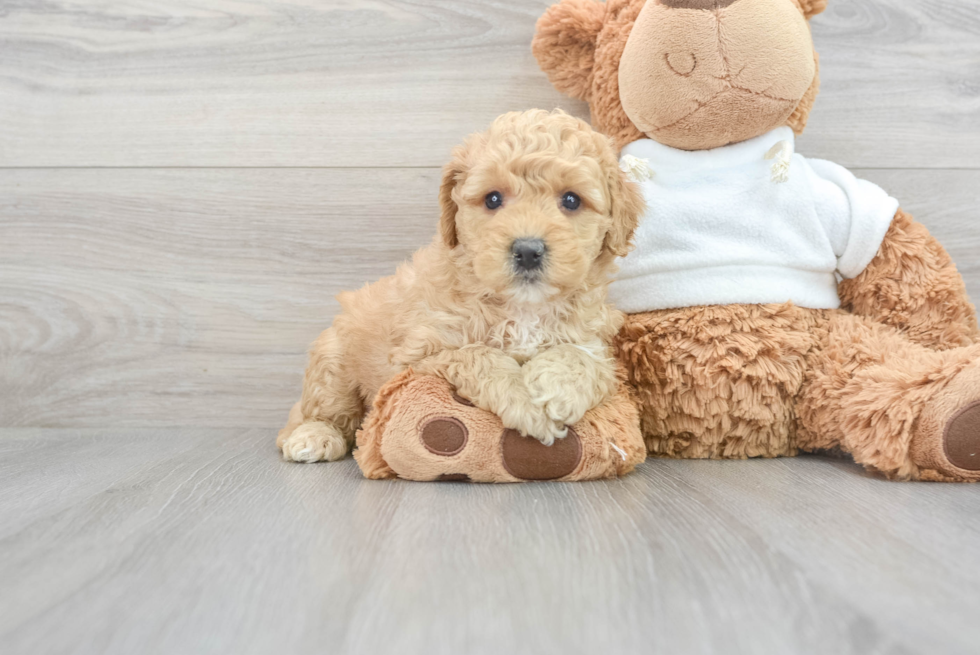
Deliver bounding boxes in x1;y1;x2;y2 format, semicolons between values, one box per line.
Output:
439;109;644;304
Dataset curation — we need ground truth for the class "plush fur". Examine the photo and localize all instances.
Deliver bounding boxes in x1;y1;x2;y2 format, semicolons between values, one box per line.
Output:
838;209;980;351
616;301;980;481
535;0;980;480
278;110;646;474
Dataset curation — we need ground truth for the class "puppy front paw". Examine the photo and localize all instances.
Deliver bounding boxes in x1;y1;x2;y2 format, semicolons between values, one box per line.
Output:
523;363;596;428
280;422;349;462
499;402;567;446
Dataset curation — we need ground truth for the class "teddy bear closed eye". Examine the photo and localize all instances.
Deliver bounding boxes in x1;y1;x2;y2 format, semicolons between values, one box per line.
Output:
534;0;980;481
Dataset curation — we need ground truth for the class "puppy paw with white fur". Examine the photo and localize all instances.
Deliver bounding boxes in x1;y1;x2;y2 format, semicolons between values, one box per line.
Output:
524;369;595;427
522;350;604;428
498;398;568;446
279;422;350;463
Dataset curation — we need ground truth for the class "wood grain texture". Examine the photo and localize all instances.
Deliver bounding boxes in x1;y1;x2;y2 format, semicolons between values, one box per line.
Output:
0;428;977;655
1;0;979;168
3;167;978;429
0;0;577;168
2;3;979;654
0;167;439;428
798;0;980;166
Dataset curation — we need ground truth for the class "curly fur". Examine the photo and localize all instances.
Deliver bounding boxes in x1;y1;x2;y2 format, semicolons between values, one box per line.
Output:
278;110;644;462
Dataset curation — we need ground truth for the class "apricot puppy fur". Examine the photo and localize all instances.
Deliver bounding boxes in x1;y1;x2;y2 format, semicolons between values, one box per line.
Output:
278;109;644;462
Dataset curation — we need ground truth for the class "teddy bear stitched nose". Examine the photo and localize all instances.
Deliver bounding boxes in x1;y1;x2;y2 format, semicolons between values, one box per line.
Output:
659;0;741;9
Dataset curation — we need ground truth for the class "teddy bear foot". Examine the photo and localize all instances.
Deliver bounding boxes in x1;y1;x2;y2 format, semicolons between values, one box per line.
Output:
500;428;582;481
419;415;480;482
910;361;980;482
418;417;583;482
354;371;643;483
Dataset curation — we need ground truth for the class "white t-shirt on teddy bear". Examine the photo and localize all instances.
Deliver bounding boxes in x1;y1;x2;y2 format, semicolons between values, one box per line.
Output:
608;126;900;313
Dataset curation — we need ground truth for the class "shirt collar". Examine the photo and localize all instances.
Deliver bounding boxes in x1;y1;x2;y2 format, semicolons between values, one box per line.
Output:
620;127;795;175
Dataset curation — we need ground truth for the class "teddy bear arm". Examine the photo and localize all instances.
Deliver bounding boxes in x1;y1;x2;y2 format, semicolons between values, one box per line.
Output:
838;208;979;351
354;371;646;483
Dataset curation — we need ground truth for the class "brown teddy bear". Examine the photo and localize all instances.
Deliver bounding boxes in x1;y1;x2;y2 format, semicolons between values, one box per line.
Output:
533;0;980;481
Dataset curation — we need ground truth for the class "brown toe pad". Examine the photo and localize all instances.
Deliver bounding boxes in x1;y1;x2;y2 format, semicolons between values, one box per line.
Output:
436;473;472;482
945;401;980;471
501;428;582;481
451;391;475;407
420;417;468;456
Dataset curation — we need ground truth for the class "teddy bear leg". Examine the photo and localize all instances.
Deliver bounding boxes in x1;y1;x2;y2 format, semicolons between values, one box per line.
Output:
839;209;979;350
796;312;980;481
616;304;821;460
277;327;363;463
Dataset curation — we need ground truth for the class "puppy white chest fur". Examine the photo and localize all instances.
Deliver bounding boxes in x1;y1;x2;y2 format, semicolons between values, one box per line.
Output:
492;302;555;363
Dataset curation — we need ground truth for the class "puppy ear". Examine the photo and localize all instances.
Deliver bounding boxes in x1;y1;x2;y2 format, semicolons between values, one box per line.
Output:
438;154;465;249
795;0;828;19
532;0;606;102
603;167;645;258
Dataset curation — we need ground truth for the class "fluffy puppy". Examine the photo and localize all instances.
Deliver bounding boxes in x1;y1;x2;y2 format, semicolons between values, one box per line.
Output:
278;109;644;462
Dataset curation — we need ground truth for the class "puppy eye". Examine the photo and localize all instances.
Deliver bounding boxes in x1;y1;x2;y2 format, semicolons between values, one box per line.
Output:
485;191;504;210
561;192;581;211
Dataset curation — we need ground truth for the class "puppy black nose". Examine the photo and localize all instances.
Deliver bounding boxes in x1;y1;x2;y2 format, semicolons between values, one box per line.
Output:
511;238;546;272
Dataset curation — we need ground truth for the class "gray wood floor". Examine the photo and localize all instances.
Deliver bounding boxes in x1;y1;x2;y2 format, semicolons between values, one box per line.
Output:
2;0;980;428
1;429;979;655
2;1;980;653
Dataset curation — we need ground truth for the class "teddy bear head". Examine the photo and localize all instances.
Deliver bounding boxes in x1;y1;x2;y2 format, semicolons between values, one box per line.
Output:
533;0;827;151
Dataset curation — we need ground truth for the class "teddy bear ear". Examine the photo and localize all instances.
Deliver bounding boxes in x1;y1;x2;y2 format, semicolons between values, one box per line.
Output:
796;0;828;19
532;0;606;102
